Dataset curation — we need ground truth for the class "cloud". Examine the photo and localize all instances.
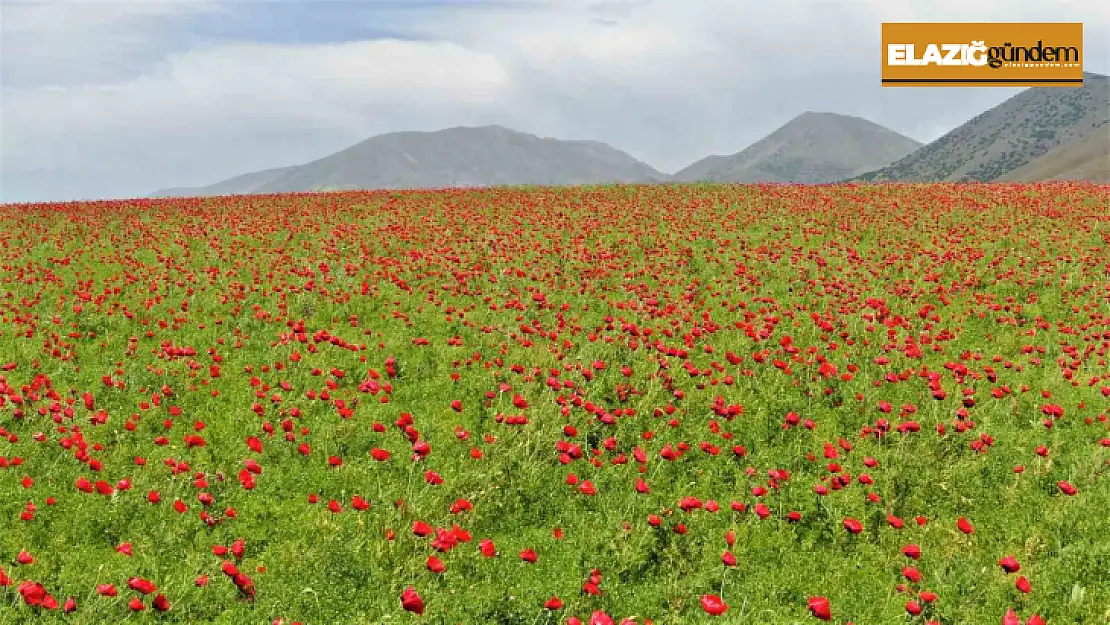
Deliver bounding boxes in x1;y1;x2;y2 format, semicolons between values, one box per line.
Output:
2;36;510;197
2;0;1108;202
1;0;221;87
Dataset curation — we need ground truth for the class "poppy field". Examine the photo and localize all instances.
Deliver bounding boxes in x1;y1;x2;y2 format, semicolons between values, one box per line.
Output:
1;183;1108;624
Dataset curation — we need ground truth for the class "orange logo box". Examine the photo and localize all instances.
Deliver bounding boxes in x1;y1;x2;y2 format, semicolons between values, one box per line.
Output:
881;23;1084;87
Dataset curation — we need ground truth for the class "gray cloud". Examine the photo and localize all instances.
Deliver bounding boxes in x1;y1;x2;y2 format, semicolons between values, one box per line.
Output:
2;0;1107;202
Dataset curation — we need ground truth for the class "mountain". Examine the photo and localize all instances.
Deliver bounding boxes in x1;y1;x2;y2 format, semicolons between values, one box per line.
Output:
856;72;1110;182
673;112;922;183
150;166;297;198
998;126;1110;182
151;125;668;197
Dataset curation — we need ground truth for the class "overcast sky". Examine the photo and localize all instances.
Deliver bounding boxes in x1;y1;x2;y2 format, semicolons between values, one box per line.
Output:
2;0;1107;203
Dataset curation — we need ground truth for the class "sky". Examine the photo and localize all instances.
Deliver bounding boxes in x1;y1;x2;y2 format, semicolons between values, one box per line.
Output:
2;0;1108;203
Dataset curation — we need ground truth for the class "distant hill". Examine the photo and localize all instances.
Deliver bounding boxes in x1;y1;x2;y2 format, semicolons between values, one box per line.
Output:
999;126;1110;182
150;166;296;198
673;112;921;183
856;72;1110;182
151;125;668;197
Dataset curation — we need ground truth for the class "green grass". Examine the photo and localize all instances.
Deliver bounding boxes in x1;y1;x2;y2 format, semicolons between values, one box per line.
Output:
0;182;1108;624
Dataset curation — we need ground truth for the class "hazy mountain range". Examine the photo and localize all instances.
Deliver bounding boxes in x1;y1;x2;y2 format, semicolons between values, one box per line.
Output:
673;112;921;183
152;72;1109;197
152;125;668;197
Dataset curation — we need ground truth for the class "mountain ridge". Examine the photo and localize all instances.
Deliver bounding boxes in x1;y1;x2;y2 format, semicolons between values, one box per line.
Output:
854;72;1109;182
673;111;922;183
151;83;1110;199
150;125;668;197
998;125;1110;182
